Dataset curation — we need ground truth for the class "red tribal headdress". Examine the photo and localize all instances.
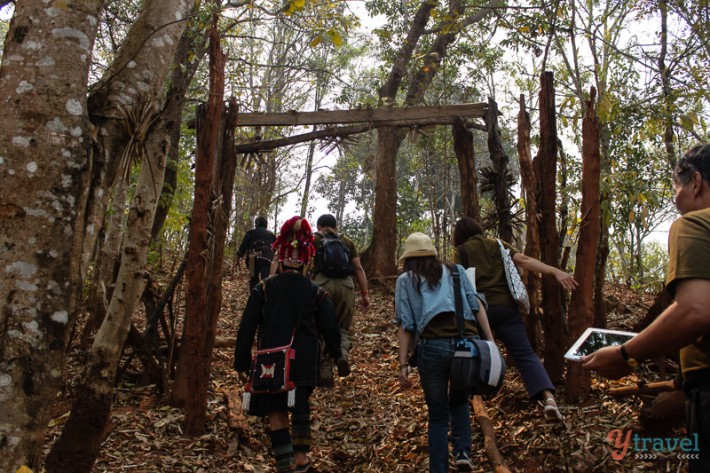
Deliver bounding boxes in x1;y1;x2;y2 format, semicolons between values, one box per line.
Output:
273;216;316;266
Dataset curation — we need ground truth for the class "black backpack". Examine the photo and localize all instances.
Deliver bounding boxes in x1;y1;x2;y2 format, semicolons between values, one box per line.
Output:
316;232;354;278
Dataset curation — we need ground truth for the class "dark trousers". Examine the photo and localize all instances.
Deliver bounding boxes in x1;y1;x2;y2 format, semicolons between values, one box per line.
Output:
249;257;272;289
487;304;555;399
685;381;710;472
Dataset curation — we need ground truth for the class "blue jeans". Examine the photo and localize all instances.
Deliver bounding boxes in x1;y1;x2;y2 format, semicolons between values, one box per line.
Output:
417;338;472;473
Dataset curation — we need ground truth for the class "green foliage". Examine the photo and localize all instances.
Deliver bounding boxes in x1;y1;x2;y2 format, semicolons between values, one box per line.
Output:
281;0;359;48
313;133;375;249
607;240;668;293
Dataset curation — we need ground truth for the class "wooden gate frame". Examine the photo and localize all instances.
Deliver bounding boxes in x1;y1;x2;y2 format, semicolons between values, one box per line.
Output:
233;102;488;154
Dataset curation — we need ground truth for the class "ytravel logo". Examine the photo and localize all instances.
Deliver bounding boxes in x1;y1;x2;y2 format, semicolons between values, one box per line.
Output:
608;429;700;461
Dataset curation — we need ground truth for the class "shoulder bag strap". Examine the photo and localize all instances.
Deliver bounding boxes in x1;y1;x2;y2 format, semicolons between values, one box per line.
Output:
452;266;465;337
452;265;482;338
457;244;468;268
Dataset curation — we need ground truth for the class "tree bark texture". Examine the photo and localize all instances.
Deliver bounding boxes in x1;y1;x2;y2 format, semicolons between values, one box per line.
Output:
151;22;210;240
453;118;480;221
173;22;226;435
81;0;191;275
566;87;601;402
517;95;542;352
0;0;102;469
46;105;170;472
81;179;128;347
535;72;565;382
486;97;513;243
182;99;238;434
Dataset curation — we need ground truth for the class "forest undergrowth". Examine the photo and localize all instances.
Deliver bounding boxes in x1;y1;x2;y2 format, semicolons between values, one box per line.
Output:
43;272;689;472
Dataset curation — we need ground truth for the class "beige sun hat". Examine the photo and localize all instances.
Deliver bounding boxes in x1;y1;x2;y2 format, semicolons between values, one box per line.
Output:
399;232;438;262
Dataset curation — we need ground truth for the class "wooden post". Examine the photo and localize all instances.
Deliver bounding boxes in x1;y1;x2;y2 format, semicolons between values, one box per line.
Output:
179;19;226;435
566;87;601;401
517;95;542;351
535;72;566;382
486;97;513;243
453;117;480;221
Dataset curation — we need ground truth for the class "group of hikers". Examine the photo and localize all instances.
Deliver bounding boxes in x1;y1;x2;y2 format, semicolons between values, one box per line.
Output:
231;143;710;473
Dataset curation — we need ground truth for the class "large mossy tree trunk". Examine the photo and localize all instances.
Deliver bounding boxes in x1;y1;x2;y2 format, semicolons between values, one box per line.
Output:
0;0;102;469
46;129;169;473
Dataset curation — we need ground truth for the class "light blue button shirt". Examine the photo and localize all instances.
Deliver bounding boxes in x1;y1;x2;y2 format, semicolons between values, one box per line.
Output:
395;264;484;335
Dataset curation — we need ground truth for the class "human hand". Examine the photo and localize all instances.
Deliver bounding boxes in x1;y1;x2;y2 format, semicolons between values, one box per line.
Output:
554;270;578;291
399;365;413;388
360;292;371;312
580;345;632;380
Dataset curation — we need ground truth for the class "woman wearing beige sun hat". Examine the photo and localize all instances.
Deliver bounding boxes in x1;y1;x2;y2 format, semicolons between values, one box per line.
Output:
394;232;493;473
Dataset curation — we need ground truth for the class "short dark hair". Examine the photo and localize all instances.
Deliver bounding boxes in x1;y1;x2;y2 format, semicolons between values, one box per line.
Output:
317;214;337;228
674;144;710;186
254;216;268;228
453;217;484;246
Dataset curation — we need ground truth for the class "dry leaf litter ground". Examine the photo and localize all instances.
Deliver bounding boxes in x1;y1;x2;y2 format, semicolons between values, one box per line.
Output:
44;273;690;472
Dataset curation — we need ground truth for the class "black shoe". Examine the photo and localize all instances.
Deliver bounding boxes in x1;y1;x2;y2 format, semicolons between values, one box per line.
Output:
455;451;474;471
336;357;351;377
321;376;334;388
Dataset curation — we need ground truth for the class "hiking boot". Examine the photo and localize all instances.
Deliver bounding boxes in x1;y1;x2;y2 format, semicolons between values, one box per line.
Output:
321;375;334;388
455;451;474;471
336;356;351;377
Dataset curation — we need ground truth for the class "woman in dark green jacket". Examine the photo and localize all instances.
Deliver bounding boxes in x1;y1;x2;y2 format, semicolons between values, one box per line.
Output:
452;217;577;421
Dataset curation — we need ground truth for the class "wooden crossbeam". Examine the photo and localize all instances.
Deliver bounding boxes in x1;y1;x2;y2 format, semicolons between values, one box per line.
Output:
234;118;485;154
235;102;488;127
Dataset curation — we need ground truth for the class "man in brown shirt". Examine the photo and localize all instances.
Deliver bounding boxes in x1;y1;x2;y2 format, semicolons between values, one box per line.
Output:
582;144;710;472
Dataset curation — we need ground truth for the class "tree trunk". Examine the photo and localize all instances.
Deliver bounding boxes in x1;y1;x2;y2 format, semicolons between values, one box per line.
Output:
81;179;128;348
360;0;435;276
566;87;601;402
657;0;677;168
366;127;403;278
183;97;238;432
0;0;102;469
151;24;210;241
486;97;513;243
452;118;480;221
80;0;191;276
517;95;542;352
535;72;565;382
300;137;317;217
365;0;483;276
46;126;169;472
172;22;226;435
